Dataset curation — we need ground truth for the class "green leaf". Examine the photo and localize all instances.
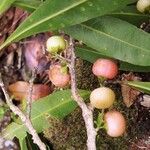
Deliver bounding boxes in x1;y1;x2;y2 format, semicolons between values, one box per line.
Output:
19;138;28;150
65;16;150;66
76;47;106;62
0;0;135;50
95;112;104;129
127;81;150;94
13;0;42;12
0;107;5;119
3;122;27;140
2;89;90;140
119;62;150;72
76;47;150;72
109;5;150;26
0;0;16;15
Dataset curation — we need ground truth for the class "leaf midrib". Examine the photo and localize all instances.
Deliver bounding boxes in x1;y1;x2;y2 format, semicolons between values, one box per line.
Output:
4;99;76;138
81;24;149;53
110;12;149;17
128;82;150;91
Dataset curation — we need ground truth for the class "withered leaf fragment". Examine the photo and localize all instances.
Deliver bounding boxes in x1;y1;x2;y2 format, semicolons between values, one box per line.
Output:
24;34;49;73
121;73;141;107
8;81;52;101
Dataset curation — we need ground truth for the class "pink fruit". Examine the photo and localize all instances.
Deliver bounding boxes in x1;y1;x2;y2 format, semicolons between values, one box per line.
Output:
48;64;70;87
92;59;118;79
104;110;126;137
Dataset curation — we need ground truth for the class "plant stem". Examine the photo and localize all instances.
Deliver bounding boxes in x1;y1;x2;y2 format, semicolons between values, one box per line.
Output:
27;68;36;118
0;74;46;150
68;37;97;150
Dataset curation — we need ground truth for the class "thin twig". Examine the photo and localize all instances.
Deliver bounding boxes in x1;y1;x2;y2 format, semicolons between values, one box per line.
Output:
52;53;71;63
17;46;22;69
68;37;97;150
27;68;37;117
0;74;46;150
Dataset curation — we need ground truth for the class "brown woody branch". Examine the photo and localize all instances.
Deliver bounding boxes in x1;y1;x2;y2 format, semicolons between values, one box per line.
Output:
0;73;46;150
68;37;97;150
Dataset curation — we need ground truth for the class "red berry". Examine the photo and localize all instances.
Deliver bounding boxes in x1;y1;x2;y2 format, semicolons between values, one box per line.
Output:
92;59;118;79
48;65;70;88
104;110;126;137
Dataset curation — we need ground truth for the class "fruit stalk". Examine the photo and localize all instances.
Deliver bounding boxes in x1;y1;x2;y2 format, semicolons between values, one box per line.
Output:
68;37;97;150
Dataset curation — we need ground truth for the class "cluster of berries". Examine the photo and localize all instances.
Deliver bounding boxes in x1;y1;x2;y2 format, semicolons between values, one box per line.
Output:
90;59;126;137
46;36;70;88
46;35;126;137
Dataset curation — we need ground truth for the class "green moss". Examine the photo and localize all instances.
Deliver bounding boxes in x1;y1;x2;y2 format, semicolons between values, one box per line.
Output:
44;108;87;150
75;58;99;90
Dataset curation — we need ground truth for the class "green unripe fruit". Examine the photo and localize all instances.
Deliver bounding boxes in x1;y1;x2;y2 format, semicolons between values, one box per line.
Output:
90;87;115;109
46;36;66;53
137;0;150;13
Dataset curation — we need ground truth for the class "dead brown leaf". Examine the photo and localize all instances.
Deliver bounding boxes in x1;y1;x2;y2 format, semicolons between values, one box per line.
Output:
121;73;141;107
24;34;49;73
8;81;52;101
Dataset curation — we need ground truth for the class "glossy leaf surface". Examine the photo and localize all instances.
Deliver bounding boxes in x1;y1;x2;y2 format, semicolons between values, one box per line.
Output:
127;81;150;94
0;0;135;50
2;90;90;140
75;47;150;72
65;16;150;66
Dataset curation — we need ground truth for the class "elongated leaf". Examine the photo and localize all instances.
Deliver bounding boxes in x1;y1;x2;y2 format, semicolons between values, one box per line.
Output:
13;0;42;12
120;63;150;72
127;81;150;94
65;16;150;66
76;47;150;72
76;47;106;62
0;0;16;15
0;0;135;50
2;89;90;140
109;6;150;26
14;1;145;25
